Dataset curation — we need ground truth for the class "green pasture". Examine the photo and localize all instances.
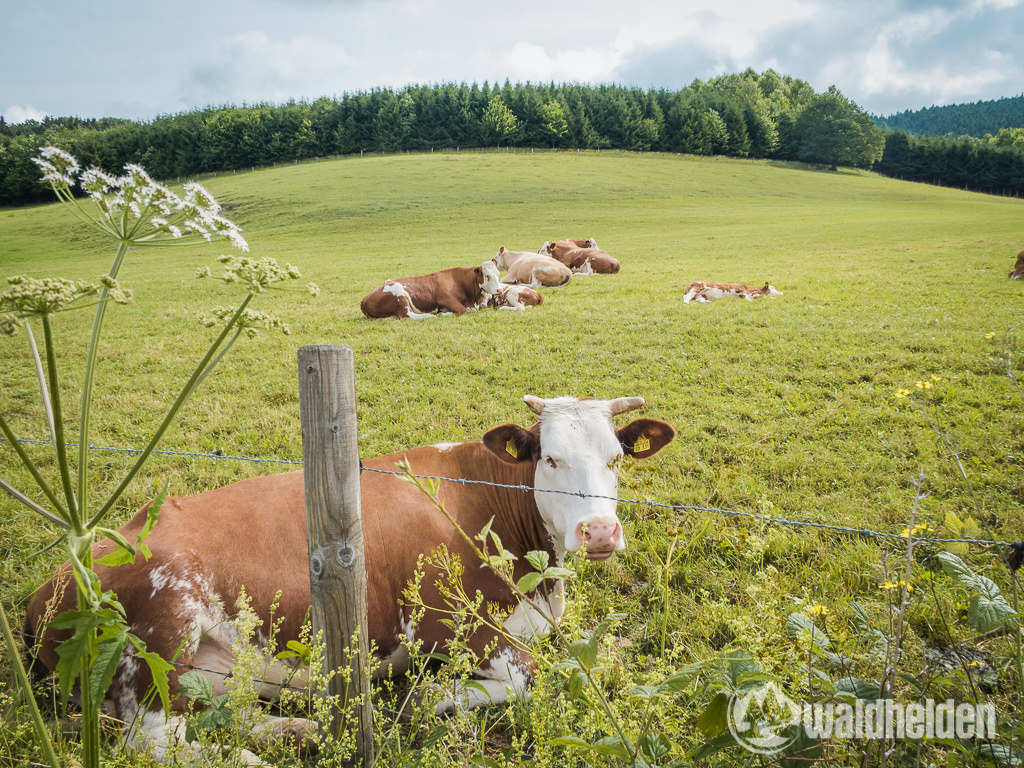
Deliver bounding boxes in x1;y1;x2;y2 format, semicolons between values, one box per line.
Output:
1;150;1022;765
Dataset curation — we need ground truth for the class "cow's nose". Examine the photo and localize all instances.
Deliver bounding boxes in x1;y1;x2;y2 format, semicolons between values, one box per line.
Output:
577;519;621;556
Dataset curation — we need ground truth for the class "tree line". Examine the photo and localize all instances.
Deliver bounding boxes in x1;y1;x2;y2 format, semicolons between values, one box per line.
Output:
1;70;1021;206
875;94;1024;139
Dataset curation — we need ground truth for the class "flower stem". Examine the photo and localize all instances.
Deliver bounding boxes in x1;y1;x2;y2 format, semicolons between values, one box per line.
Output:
41;314;80;531
76;240;131;526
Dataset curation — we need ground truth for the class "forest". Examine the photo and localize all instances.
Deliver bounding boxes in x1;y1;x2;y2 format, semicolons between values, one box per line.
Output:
1;69;1022;206
875;94;1024;138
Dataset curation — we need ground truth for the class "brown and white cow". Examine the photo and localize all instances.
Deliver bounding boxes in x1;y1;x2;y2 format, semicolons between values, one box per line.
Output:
1009;249;1024;278
539;240;621;275
360;260;500;319
26;395;675;763
488;284;544;311
682;281;783;303
493;246;572;287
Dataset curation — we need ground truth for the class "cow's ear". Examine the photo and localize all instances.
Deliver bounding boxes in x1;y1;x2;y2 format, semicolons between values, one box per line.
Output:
483;424;539;464
474;266;482;277
618;418;676;459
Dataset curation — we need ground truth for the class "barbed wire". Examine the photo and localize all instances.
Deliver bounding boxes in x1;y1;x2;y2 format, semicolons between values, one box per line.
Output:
3;437;1020;551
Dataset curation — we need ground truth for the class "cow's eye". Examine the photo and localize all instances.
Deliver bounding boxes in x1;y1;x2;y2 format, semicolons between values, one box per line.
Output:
545;456;557;469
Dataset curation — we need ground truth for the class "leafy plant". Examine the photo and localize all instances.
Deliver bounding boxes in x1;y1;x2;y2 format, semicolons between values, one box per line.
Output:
0;146;312;767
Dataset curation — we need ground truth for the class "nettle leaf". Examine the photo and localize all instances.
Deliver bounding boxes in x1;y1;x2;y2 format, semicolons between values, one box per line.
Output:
525;550;549;572
544;567;574;580
786;612;831;651
661;662;706;692
834;677;881;701
936;551;993;594
179;669;215;702
516;572;544;594
722;648;762;684
131;642;174;714
640;732;673;761
90;628;129;705
564;669;587;699
697;691;730;737
570;636;599;670
968;593;1019;633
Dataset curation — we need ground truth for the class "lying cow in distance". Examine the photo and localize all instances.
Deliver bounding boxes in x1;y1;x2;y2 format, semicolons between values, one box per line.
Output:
26;395;676;763
549;237;599;249
489;284;544;310
683;281;783;303
360;260;499;319
494;246;572;287
540;239;621;274
1010;249;1024;278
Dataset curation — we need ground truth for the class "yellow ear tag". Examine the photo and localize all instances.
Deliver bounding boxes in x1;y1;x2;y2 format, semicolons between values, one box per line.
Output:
633;434;651;453
505;439;518;459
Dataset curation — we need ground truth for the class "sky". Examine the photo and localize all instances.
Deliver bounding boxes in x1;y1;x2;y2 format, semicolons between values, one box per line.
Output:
3;0;1022;125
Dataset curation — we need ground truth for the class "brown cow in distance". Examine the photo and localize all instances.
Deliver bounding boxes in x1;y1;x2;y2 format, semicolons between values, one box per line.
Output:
360;260;500;319
683;281;783;303
26;395;676;763
540;240;621;274
1010;249;1024;278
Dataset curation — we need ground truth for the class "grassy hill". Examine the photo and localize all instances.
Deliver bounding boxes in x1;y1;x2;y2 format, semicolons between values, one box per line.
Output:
1;150;1022;766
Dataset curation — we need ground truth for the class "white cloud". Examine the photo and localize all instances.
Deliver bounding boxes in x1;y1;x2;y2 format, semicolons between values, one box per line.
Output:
182;30;355;105
3;104;49;124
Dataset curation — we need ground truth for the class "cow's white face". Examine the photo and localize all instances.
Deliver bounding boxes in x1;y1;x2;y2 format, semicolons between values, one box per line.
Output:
480;260;500;295
532;397;628;558
483;396;676;561
766;284;783;297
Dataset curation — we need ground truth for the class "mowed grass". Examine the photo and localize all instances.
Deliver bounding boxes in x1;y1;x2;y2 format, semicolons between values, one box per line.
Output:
1;150;1023;762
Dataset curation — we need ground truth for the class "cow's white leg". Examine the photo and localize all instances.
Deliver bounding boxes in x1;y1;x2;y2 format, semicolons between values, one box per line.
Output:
124;711;269;766
433;650;532;713
682;289;695;303
528;269;543;288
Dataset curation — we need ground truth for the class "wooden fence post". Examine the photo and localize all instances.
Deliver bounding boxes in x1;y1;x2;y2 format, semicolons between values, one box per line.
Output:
298;345;374;765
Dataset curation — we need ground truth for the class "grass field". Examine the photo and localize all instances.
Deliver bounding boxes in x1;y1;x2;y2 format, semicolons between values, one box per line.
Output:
1;149;1022;766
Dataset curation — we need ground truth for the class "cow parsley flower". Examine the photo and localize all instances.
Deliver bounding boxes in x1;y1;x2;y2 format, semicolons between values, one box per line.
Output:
0;275;100;317
213;255;303;294
200;306;291;337
31;145;248;252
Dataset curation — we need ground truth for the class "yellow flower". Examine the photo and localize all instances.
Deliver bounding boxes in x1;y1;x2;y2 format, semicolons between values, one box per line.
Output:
915;381;932;389
807;604;830;618
986;332;995;339
931;375;941;381
881;580;914;593
899;523;934;538
895;389;912;398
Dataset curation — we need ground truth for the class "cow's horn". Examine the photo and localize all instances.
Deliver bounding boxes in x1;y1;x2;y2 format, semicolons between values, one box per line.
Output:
523;395;546;414
609;397;645;415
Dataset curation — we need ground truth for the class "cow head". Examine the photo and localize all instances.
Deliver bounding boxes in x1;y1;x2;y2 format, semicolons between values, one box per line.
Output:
483;396;675;560
764;283;783;297
478;260;500;295
493;246;512;270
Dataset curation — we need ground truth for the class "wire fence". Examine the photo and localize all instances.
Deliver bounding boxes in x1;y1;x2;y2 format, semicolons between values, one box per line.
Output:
4;437;1021;556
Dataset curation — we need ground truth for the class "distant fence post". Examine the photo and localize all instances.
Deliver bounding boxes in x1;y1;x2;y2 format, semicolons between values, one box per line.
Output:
298;345;374;765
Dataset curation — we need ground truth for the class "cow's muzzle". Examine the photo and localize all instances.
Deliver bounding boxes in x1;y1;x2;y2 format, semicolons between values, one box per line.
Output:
577;520;622;560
